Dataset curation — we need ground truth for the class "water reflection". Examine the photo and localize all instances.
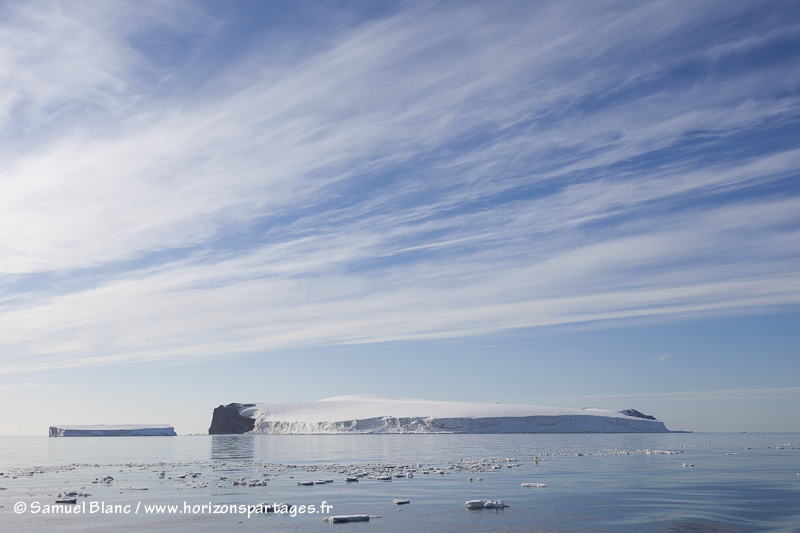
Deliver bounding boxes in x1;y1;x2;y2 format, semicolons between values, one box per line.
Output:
211;435;254;461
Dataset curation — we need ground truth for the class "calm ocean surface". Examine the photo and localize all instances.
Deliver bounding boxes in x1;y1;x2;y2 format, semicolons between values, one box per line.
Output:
1;433;798;532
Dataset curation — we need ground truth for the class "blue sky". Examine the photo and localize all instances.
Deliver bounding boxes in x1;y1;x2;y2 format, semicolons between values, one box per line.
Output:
1;0;799;435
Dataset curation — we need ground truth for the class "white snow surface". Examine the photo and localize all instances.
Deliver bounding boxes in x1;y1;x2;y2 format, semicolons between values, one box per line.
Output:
49;424;176;437
240;395;669;434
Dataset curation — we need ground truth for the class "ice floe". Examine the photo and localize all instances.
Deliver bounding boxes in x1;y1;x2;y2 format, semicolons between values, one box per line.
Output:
323;515;371;523
466;499;509;509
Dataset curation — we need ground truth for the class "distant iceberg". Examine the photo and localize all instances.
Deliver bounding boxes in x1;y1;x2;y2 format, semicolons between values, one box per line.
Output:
208;395;670;434
49;424;176;437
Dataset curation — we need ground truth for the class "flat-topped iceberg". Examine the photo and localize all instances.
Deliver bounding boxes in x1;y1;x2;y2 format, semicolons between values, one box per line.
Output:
49;424;176;437
209;395;670;434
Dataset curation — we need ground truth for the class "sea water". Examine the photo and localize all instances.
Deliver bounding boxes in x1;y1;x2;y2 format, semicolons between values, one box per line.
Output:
1;433;798;532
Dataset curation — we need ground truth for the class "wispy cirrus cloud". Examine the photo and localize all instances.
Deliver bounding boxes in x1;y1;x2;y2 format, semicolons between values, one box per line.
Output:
0;0;799;374
0;0;206;133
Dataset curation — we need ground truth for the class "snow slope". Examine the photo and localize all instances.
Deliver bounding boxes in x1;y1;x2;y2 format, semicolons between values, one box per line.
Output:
49;424;176;437
235;395;669;434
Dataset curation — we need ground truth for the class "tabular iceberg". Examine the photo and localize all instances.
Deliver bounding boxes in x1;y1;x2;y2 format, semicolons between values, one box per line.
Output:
208;395;670;434
49;424;176;437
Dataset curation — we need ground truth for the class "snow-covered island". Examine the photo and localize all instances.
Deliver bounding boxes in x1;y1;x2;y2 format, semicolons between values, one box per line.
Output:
208;395;671;434
49;424;176;437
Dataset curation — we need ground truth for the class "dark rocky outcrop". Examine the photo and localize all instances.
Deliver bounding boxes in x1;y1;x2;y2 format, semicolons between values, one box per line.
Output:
621;409;657;421
208;403;256;434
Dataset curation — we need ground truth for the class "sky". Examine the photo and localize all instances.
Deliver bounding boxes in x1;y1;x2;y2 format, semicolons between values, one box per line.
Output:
1;0;799;435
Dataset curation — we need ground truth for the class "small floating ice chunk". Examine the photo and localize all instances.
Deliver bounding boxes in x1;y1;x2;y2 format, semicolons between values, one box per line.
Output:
55;497;77;504
257;503;294;513
465;499;509;509
393;499;410;505
323;515;370;523
521;483;546;487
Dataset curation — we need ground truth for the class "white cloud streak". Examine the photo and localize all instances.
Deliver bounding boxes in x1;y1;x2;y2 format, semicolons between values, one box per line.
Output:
0;382;39;389
531;387;800;403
